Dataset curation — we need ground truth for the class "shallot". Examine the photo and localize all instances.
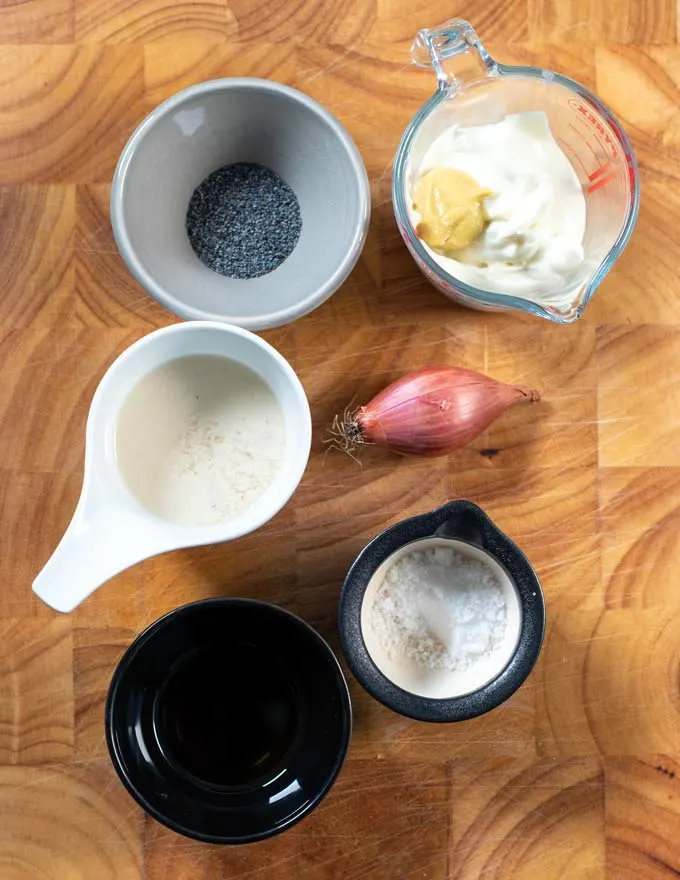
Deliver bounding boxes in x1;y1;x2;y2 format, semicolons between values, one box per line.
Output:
330;366;540;457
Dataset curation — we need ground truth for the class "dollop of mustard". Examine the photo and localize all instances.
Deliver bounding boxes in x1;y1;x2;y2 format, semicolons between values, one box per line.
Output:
413;168;492;252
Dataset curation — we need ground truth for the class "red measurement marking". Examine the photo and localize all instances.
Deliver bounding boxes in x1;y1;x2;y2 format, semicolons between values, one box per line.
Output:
588;161;612;182
588;172;616;193
588;161;617;192
568;98;620;159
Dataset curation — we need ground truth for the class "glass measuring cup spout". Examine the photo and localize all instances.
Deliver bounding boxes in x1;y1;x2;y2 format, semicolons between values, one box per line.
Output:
393;18;640;323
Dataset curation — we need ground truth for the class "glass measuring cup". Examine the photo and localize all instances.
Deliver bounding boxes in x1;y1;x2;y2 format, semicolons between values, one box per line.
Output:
392;19;640;323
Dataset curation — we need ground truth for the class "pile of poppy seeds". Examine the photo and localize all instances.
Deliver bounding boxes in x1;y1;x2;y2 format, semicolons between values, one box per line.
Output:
186;163;302;279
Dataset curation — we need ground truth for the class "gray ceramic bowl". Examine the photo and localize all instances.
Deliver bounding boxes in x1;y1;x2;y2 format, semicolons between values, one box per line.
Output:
111;79;370;331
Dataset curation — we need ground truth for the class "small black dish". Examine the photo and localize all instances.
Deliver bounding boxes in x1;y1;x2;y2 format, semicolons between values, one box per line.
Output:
339;499;545;723
106;598;351;844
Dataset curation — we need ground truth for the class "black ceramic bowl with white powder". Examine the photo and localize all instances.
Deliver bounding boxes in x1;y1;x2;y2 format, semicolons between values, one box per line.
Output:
338;500;545;723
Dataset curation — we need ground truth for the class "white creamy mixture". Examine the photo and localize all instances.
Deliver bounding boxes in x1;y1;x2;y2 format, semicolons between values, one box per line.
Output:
116;355;286;526
410;111;587;300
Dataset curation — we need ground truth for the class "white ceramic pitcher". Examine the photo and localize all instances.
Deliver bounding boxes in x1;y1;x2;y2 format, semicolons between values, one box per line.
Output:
33;322;311;613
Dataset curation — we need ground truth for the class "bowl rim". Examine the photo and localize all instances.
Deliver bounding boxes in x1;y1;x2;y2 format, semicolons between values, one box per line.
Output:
338;500;546;723
105;597;353;844
110;77;371;331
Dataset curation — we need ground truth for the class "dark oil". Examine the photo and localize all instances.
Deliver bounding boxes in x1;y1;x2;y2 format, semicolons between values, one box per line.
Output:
156;643;298;787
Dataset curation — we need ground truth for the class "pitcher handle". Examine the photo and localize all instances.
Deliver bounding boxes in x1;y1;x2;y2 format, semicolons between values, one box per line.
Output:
32;482;174;613
411;18;498;91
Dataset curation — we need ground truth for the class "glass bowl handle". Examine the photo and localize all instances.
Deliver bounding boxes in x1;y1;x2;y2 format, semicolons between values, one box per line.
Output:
411;18;498;92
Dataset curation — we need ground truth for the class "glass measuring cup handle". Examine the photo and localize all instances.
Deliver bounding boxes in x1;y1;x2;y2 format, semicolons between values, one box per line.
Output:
411;18;498;91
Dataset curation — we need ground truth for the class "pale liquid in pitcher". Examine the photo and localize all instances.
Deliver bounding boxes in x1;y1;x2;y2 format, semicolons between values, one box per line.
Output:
115;355;286;525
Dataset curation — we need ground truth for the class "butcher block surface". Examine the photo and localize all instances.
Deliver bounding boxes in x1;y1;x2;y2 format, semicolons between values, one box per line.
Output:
0;0;679;877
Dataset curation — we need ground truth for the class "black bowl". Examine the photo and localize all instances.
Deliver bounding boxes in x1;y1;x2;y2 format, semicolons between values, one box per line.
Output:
339;500;545;723
106;598;351;844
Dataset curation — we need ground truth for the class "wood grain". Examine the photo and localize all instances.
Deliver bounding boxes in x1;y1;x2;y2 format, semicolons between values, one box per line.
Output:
600;468;680;609
0;186;74;328
146;758;450;879
0;46;144;183
528;0;675;44
73;626;135;761
75;0;235;43
75;185;170;328
0;0;678;876
0;0;73;44
605;757;680;879
0;620;73;763
597;326;680;467
0;764;143;879
450;758;604;879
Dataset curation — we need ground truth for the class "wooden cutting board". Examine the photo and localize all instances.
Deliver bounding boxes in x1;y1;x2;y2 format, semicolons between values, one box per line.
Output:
0;1;678;877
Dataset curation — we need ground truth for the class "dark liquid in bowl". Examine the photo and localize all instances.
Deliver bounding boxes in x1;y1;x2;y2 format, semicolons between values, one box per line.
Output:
156;643;298;787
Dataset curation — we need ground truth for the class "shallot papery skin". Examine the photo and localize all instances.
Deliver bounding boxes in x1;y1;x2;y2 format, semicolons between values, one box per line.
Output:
341;366;540;456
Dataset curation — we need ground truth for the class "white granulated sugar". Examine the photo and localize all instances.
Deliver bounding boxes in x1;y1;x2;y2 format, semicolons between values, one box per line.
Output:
370;546;507;672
